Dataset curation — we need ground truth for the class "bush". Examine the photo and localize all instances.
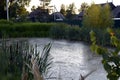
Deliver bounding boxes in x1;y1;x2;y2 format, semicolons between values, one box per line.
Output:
66;26;81;40
0;22;55;38
49;23;68;39
79;27;91;42
0;19;13;25
0;21;119;46
90;29;120;80
94;29;110;46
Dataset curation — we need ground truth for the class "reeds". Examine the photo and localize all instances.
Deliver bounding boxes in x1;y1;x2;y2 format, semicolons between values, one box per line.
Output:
24;43;53;80
0;38;53;80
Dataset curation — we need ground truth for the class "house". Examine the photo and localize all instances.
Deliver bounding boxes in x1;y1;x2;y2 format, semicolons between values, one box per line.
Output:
29;7;49;22
74;11;84;20
112;6;120;18
50;12;65;21
99;2;116;10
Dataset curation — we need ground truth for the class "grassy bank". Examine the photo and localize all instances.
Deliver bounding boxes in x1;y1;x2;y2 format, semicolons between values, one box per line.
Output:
0;22;55;37
0;20;120;46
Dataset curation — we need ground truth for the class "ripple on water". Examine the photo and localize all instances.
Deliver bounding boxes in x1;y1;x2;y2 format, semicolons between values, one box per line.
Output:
28;38;107;80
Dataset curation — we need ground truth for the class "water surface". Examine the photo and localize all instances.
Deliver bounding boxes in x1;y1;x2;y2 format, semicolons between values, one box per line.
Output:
28;38;107;80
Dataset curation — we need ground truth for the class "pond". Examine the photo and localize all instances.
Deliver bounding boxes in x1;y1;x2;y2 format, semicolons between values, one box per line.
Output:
28;38;107;80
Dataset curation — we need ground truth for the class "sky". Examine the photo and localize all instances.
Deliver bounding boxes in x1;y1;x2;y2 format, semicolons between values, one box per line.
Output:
26;0;120;12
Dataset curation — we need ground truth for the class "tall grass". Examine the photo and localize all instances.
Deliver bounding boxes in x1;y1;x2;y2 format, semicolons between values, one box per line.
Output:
0;39;26;80
0;20;120;46
25;43;53;80
0;22;55;37
0;37;53;80
49;23;68;39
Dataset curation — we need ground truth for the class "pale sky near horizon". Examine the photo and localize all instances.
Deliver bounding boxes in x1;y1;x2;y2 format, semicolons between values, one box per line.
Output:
26;0;120;13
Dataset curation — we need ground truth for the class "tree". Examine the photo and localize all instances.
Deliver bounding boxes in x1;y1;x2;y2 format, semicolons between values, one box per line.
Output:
82;3;113;28
83;4;101;27
29;0;52;22
10;0;31;6
0;0;7;19
31;6;36;12
0;0;30;19
78;2;89;12
66;3;76;14
40;0;51;9
9;0;31;15
29;6;50;22
60;4;66;16
9;3;19;18
100;4;114;27
66;3;76;20
9;3;29;22
17;5;28;16
39;0;52;14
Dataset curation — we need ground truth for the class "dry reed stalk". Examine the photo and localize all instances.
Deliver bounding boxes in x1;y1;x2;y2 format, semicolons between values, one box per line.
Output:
31;58;43;80
25;57;44;80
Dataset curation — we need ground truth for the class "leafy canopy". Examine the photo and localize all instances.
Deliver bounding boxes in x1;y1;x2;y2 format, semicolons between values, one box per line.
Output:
83;3;113;28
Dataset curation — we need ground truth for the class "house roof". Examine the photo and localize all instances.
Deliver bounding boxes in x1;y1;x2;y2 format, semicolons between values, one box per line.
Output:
78;11;84;17
112;6;120;18
51;12;65;19
97;2;116;10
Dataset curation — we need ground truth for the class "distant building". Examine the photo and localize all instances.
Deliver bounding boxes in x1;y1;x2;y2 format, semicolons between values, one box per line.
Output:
29;7;49;22
99;2;116;10
75;11;84;20
50;12;65;21
112;6;120;18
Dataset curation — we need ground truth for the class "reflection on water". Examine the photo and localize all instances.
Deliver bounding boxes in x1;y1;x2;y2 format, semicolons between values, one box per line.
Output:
29;38;107;80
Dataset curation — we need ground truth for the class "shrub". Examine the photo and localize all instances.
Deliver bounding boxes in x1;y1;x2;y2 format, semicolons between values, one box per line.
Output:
0;39;26;80
0;22;55;38
0;21;119;47
94;29;110;46
90;28;120;80
49;23;68;39
66;26;81;40
0;19;13;25
79;27;91;42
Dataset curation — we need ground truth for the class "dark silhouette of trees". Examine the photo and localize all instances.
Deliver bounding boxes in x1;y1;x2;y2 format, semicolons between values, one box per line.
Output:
29;6;50;22
66;3;76;20
78;2;89;12
0;0;30;19
29;0;52;22
0;0;7;19
40;0;51;9
60;4;66;16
